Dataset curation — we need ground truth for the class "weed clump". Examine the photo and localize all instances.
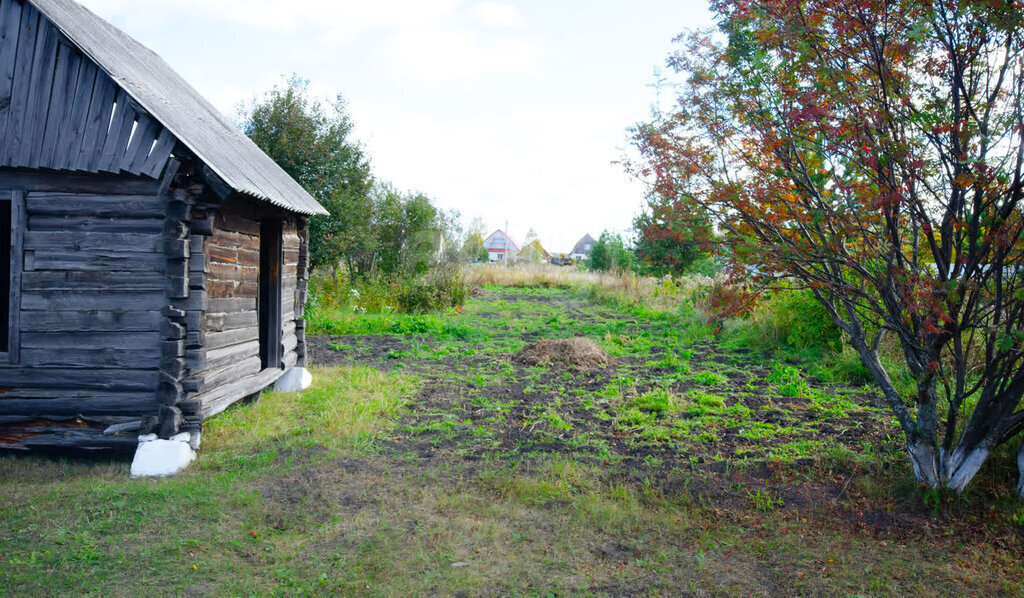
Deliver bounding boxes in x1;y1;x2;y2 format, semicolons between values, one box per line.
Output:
514;338;614;370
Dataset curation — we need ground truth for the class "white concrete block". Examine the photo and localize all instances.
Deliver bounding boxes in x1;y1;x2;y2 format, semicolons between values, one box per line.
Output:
275;367;313;392
130;439;196;478
138;433;158;443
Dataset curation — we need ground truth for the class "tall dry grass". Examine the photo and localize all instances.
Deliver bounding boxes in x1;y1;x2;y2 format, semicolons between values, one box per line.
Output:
465;263;717;314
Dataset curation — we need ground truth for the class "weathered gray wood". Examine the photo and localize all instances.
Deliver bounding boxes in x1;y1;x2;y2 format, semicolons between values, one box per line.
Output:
97;88;135;173
20;290;166;311
25;250;165;272
24;230;163;253
165;237;189;258
157;405;182;436
204;326;258;351
197;367;285;420
142;127;177;178
282;350;297;372
207;297;256;314
27;192;165;217
0;367;158;391
0;3;39;165
22;16;59;168
40;42;80;167
31;0;326;216
205;311;258;332
156;373;183;406
183;355;261;394
21;310;160;332
29;215;164;234
166;275;188;299
281;333;298;357
0;173;161;195
187;339;258;372
162;339;184;359
0;0;25;148
9;431;140;452
22;271;165;291
103;420;143;435
54;58;97;170
21;347;162;368
7;190;25;363
76;69;117;171
21;331;159;350
160;320;185;340
165;258;187;281
161;356;185;379
122;113;158;174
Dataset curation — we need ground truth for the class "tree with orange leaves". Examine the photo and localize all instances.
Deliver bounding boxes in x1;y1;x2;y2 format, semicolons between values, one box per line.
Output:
631;0;1024;494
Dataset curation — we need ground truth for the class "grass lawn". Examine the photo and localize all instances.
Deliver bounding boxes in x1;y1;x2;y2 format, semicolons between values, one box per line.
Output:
2;286;1022;596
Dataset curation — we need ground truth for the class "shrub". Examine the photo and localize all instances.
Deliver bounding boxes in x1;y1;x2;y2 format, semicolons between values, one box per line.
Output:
395;265;468;314
761;288;842;353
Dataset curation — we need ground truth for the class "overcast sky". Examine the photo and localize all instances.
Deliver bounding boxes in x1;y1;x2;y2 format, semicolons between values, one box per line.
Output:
79;0;715;253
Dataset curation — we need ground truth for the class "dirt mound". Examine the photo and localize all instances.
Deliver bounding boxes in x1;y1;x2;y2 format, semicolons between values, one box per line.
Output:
514;338;613;369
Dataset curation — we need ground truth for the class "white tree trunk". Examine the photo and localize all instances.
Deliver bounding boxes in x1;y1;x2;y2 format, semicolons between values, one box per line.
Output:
907;440;991;493
1017;440;1024;498
907;441;940;489
944;445;990;493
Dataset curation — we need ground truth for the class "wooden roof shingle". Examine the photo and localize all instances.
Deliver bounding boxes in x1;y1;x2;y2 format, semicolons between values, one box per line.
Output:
29;0;328;216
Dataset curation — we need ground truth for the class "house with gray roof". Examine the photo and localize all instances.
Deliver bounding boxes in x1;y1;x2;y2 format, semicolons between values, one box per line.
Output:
570;234;596;261
0;0;327;456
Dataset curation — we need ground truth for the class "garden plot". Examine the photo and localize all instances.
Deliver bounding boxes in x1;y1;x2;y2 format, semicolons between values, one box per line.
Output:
310;287;902;506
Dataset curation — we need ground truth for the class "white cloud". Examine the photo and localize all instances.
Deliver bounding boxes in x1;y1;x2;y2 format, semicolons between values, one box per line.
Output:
83;0;459;40
376;29;541;83
470;2;525;28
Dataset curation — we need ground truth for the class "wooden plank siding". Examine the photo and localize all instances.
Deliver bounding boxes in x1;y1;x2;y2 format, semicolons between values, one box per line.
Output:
0;189;166;419
184;205;304;417
0;0;176;179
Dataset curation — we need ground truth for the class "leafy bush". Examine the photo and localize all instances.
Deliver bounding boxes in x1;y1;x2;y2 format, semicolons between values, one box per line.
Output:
761;289;842;353
395;266;468;314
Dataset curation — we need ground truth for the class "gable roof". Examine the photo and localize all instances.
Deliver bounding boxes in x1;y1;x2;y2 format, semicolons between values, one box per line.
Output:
29;0;327;216
571;234;596;256
520;239;550;258
483;229;521;252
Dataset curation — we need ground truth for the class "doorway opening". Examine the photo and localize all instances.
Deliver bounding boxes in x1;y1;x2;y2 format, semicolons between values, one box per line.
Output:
1;195;11;353
258;218;283;370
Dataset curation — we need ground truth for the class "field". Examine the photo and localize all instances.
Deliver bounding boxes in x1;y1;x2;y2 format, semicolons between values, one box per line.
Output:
2;285;1022;596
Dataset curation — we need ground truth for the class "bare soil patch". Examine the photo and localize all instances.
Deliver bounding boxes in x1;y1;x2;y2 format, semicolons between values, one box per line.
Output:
513;337;614;369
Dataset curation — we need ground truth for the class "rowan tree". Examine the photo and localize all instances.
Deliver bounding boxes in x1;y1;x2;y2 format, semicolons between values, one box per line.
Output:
631;0;1024;494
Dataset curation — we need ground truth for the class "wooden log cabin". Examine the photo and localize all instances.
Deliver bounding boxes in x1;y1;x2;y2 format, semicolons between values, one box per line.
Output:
0;0;327;451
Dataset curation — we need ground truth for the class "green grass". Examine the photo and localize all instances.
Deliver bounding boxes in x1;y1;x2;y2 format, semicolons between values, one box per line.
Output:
2;287;1022;597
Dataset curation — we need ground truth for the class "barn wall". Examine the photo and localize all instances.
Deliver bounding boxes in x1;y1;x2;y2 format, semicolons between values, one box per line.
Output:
182;198;304;420
0;189;167;427
0;0;176;179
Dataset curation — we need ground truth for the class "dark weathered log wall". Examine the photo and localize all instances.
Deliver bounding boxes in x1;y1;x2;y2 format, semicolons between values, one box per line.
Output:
181;200;304;420
0;0;176;179
0;190;167;429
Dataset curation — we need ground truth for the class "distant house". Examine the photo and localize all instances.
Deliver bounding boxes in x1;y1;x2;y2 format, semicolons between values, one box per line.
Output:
570;234;597;261
483;230;520;263
0;0;326;453
518;240;550;264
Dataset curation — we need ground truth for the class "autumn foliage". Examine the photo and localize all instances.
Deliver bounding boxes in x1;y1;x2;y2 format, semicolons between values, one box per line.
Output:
631;0;1024;493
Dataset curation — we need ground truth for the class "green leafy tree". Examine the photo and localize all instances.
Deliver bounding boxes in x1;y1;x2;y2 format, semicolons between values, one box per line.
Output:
374;183;449;276
588;231;636;273
242;75;373;271
460;217;488;262
633;194;714;276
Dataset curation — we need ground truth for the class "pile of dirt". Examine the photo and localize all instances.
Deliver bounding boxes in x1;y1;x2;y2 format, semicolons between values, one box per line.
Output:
513;338;614;369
